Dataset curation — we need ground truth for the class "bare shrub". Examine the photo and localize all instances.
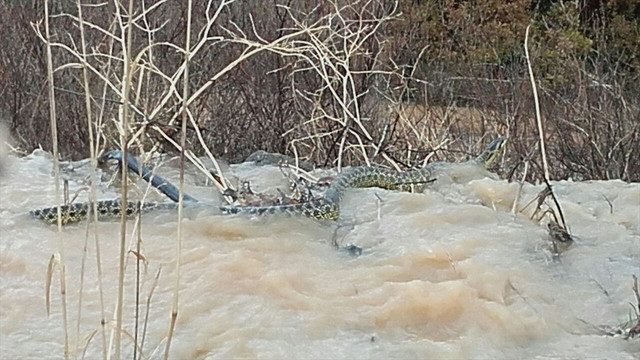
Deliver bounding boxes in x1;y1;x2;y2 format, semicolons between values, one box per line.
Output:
1;0;638;180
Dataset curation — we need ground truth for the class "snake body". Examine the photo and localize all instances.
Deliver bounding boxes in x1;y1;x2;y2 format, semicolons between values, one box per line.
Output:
30;137;505;224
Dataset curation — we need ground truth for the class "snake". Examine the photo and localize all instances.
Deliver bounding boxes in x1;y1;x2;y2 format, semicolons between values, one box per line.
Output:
29;137;506;224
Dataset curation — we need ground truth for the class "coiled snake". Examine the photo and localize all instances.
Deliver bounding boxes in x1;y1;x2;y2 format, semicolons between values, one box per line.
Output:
30;137;506;224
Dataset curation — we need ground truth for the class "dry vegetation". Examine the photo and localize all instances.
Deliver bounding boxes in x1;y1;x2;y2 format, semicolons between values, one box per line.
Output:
1;0;638;181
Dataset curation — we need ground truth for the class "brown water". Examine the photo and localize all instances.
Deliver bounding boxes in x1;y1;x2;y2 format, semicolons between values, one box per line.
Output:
1;151;639;359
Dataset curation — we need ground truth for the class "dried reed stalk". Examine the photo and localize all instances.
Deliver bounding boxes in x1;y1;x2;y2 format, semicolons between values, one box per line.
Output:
524;24;568;229
114;0;136;358
44;0;69;357
164;0;192;357
132;6;158;358
74;0;107;357
92;17;117;360
511;160;529;214
524;24;549;181
141;267;162;359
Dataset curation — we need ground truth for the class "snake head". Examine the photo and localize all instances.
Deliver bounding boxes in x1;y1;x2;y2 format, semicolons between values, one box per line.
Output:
99;150;140;170
477;136;507;168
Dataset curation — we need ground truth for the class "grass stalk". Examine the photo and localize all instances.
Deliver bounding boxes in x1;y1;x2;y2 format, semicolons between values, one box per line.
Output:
134;6;159;356
511;160;529;214
44;0;69;357
141;267;162;359
164;1;192;357
134;205;143;360
77;219;90;359
93;17;118;360
524;24;550;182
74;0;104;357
115;0;136;358
524;24;569;229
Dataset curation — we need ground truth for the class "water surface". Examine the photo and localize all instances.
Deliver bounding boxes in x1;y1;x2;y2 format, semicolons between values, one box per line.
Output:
1;151;639;359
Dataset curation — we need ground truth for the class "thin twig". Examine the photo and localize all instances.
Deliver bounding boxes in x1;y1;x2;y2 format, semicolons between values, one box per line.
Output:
114;0;136;358
141;267;162;359
44;0;70;357
525;24;550;180
512;160;529;214
164;0;192;358
92;17;116;360
54;86;123;104
134;202;143;360
75;0;101;356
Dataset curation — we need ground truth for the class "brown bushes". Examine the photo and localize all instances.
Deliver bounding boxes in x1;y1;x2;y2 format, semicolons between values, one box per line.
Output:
1;0;638;181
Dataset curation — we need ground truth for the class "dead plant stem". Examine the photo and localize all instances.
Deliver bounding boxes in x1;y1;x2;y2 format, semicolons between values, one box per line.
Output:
114;0;136;358
75;0;103;357
512;160;529;214
44;0;69;357
92;18;117;360
164;0;192;357
524;24;568;228
524;24;550;182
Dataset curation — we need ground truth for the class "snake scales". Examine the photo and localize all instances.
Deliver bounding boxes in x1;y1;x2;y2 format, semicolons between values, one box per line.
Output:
30;137;505;224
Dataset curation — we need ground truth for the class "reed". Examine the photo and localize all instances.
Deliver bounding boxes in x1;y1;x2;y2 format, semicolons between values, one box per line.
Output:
524;23;570;248
91;17;115;360
74;0;107;357
112;0;136;357
164;0;192;357
43;0;70;358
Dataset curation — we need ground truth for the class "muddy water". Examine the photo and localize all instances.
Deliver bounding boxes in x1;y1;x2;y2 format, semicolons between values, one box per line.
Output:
1;151;639;359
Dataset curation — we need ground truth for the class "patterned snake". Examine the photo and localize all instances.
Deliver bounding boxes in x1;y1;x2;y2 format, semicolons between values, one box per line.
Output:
30;137;506;224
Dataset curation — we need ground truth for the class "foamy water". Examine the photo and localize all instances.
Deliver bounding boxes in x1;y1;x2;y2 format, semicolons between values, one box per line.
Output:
1;151;639;359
